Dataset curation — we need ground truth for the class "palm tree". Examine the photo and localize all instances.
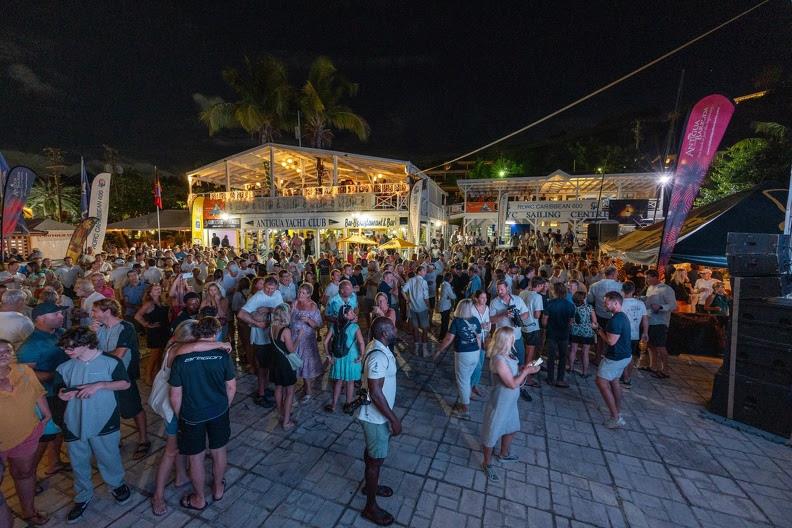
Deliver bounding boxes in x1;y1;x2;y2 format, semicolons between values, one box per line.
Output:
299;56;370;149
199;55;292;143
27;180;80;221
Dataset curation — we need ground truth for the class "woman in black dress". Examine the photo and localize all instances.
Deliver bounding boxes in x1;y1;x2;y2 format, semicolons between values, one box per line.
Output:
135;283;170;383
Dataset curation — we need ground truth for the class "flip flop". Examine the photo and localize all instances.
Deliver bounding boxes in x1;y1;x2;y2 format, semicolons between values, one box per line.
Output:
323;404;335;413
359;484;394;497
361;508;395;526
180;493;208;512
22;512;49;526
44;463;71;476
133;441;152;460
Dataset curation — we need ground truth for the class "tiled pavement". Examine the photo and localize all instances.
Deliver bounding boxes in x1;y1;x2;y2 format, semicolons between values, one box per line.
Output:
5;345;792;527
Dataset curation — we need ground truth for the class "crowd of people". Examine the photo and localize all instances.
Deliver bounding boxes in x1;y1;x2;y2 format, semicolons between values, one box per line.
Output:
0;230;729;526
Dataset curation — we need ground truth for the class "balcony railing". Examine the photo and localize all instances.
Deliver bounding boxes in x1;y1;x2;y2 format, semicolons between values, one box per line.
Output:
190;182;410;214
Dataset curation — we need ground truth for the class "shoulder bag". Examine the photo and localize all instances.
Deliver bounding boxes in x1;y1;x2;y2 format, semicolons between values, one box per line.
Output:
271;327;304;371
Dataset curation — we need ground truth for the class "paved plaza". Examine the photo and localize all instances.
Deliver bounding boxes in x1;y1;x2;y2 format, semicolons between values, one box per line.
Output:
5;347;792;528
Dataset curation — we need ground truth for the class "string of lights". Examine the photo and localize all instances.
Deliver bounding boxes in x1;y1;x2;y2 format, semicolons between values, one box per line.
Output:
421;0;771;173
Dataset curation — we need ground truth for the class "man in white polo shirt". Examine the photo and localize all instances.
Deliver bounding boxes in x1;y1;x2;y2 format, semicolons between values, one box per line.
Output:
357;317;401;527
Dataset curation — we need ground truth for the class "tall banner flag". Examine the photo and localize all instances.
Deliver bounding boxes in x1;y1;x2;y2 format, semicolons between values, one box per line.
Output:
87;172;111;252
191;196;205;245
65;217;98;262
153;171;163;209
657;94;735;278
80;157;90;219
2;166;36;236
409;178;424;244
496;192;509;243
0;152;9;188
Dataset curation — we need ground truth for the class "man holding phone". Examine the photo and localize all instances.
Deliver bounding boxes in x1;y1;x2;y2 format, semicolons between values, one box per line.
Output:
594;291;633;429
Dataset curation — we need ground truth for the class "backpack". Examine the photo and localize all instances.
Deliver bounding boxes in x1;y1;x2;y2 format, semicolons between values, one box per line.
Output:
331;321;352;358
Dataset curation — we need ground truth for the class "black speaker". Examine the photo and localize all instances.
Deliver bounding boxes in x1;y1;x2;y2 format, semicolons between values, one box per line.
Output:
733;275;792;299
726;233;792;276
587;221;619;243
737;297;792;345
709;372;792;437
727;337;792;386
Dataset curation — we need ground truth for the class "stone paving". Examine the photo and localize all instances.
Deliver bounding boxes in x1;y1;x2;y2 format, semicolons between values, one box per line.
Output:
5;345;792;527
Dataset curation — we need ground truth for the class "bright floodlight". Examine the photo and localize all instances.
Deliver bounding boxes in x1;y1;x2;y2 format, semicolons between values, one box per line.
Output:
658;174;672;185
498;169;506;177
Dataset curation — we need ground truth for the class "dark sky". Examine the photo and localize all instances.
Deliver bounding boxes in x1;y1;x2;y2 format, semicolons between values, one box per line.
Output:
2;1;790;173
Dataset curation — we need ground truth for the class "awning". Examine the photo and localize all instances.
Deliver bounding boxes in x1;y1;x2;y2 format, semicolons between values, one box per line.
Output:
107;210;190;231
601;183;788;267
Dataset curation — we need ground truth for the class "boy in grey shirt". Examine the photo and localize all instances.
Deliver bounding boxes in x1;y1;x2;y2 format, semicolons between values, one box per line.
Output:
55;327;132;523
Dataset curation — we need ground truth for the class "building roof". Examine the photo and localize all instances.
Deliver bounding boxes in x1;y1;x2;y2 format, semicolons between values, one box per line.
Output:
107;210;190;231
456;170;662;195
27;219;75;232
187;143;422;191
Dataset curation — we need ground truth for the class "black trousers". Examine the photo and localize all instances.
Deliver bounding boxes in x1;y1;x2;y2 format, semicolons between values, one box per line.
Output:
545;338;568;383
439;310;451;339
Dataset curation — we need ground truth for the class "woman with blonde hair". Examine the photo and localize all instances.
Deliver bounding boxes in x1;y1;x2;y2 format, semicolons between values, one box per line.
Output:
269;303;298;429
370;292;396;325
479;327;540;481
291;283;322;400
135;283;170;383
201;282;230;341
432;299;482;419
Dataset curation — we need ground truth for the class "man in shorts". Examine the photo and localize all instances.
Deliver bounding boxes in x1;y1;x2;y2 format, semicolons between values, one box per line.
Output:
357;317;401;526
169;317;236;511
644;269;676;378
586;266;622;364
594;291;632;429
237;276;283;408
92;298;150;459
518;276;545;393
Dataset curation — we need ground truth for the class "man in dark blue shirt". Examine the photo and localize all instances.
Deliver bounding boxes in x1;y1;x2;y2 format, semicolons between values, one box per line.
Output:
595;291;632;429
542;283;576;387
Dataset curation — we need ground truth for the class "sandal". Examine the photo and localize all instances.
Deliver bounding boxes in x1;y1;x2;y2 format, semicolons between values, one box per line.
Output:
360;484;394;497
323;404;335;413
282;421;296;431
180;493;208;511
22;512;49;526
132;441;152;460
44;463;70;476
482;463;499;482
151;497;168;516
361;507;395;526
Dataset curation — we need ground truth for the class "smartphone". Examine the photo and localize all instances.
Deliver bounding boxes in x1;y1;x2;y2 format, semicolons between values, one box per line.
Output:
529;358;544;368
61;387;80;393
181;272;193;279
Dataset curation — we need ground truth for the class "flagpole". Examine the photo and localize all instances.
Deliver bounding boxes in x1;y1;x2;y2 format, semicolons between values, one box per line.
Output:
155;166;162;249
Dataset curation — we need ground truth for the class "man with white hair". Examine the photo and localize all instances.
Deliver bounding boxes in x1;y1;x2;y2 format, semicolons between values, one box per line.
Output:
0;289;34;349
0;260;26;290
694;268;715;312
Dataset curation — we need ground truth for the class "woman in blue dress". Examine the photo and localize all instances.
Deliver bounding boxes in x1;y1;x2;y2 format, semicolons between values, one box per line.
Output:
323;305;365;413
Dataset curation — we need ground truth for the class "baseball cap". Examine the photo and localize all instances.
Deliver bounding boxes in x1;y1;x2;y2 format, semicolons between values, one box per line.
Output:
32;302;65;320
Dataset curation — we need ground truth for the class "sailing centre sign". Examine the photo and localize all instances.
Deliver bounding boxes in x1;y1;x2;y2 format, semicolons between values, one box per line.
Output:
507;199;600;223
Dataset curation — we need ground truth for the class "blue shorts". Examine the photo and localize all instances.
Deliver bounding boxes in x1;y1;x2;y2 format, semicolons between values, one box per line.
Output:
512;337;526;366
360;420;391;459
598;357;632;381
165;416;179;436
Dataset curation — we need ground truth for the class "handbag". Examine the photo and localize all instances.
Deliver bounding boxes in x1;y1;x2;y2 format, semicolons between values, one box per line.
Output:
148;348;174;423
272;327;304;371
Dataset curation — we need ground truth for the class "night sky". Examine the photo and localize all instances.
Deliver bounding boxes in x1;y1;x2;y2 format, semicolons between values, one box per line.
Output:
2;1;790;173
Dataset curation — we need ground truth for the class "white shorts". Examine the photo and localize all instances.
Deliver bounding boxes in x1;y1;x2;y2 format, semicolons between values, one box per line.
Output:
598;357;631;381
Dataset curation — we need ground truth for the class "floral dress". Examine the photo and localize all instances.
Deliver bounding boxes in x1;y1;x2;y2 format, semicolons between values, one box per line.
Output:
291;303;323;379
571;303;595;340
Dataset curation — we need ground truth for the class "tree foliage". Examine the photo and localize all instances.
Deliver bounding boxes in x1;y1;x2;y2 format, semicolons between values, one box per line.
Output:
299;56;369;148
696;122;791;205
27;179;80;221
108;167;187;222
468;156;524;179
197;55;369;149
198;56;293;143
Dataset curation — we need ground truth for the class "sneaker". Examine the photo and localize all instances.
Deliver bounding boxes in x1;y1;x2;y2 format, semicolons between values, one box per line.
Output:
67;500;91;524
497;453;519;463
620;380;632;389
112;484;132;505
605;417;624;429
616;416;626;427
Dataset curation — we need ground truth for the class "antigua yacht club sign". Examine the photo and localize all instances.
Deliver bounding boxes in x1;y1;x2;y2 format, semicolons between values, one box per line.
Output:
244;214;399;229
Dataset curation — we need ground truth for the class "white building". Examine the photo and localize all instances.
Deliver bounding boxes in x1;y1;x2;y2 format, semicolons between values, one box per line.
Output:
187;143;446;254
450;169;666;243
